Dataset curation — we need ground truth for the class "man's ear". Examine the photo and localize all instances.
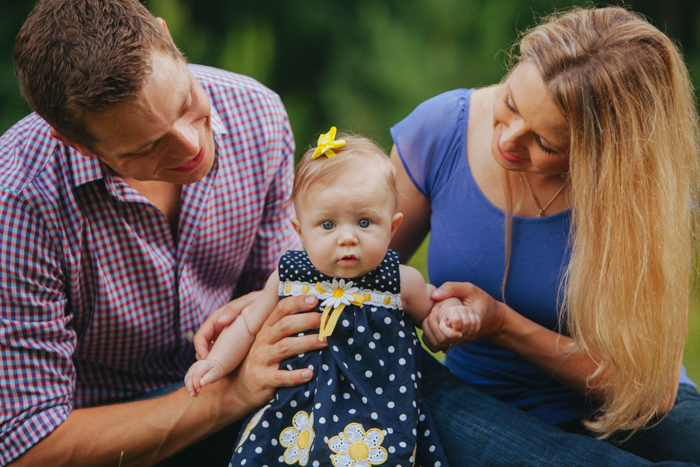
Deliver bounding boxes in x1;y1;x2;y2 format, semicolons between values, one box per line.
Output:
49;128;93;157
390;212;404;238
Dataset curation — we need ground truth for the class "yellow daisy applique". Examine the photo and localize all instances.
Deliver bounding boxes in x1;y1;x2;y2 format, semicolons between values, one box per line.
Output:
328;422;388;466
235;404;270;451
280;410;315;465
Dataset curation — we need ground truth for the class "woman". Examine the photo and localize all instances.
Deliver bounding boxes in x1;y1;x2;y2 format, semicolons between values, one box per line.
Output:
390;6;700;463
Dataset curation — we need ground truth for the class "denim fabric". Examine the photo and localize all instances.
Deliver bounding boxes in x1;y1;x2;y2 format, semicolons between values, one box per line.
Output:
580;384;700;463
421;351;697;467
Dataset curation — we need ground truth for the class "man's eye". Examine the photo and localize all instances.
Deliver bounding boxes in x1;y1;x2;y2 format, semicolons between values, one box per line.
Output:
358;219;371;228
321;221;335;230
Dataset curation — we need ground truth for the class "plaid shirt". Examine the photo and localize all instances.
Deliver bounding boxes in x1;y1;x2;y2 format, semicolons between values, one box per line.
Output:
0;64;301;464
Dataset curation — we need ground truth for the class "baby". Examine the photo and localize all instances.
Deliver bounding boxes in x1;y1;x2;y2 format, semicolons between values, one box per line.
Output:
186;128;476;466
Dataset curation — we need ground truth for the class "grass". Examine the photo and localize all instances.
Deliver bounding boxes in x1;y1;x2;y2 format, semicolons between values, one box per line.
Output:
406;237;700;384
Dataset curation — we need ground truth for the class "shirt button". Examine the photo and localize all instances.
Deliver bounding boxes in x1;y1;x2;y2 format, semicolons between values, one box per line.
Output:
185;331;195;342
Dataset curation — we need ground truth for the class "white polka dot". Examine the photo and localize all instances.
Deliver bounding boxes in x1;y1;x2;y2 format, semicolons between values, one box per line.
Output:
327;378;333;385
419;414;426;422
322;364;330;371
343;393;351;400
400;414;407;421
388;346;395;353
333;346;340;352
365;370;373;378
425;429;431;436
430;445;436;453
389;374;395;381
398;331;405;338
355;354;362;361
387;401;395;408
315;403;322;409
319;417;326;424
357;326;365;332
271;439;278;446
250;434;256;441
331;394;336;402
376;387;383;395
314;462;320;467
362;397;368;404
379;359;385;366
304;391;310;397
290;400;297;407
342;319;350;327
262;421;269;428
241;460;246;465
399;358;406;365
349;409;356;414
408;348;413;355
255;447;263;454
286;364;293;370
388;446;396;453
384;317;392;324
371;412;378;420
369;342;376;349
276;412;283;419
399;386;406;393
399;441;407;448
373;333;381;340
333;414;339;422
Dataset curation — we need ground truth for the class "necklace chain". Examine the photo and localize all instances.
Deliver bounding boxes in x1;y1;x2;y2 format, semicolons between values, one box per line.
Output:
519;172;568;217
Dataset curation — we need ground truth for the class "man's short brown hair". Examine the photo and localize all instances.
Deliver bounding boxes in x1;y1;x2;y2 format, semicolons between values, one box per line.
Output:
14;0;182;147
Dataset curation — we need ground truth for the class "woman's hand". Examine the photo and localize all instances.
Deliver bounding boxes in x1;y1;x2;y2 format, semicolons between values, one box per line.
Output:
226;294;327;411
193;291;260;359
421;282;507;352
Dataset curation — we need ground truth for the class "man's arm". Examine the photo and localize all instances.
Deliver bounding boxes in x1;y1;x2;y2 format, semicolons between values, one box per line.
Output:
10;294;325;467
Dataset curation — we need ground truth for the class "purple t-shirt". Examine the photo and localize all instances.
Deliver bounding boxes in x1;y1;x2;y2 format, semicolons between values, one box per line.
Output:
391;89;694;425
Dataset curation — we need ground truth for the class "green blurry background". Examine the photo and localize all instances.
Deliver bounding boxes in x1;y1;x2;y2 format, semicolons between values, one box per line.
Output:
0;0;698;382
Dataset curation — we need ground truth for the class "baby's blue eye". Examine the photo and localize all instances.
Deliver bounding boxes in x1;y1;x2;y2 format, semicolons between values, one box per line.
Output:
322;221;335;230
358;219;371;228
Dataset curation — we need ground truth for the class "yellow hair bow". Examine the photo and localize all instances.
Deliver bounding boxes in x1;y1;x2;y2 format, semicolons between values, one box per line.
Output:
312;126;346;159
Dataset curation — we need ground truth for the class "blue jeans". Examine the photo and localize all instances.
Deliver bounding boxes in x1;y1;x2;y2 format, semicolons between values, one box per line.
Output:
421;351;698;467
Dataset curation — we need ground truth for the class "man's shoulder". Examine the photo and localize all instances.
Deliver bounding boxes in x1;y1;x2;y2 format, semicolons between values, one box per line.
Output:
0;114;59;195
188;64;282;106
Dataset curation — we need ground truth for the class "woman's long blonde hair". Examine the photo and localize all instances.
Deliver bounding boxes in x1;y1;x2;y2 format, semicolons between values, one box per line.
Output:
515;6;700;438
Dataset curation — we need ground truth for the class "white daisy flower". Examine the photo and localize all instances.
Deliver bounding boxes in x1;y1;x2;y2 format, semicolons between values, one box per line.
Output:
280;411;315;466
235;404;270;451
319;279;359;310
328;422;388;467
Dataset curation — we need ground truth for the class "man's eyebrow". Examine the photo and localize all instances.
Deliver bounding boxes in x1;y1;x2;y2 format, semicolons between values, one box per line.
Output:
118;83;191;157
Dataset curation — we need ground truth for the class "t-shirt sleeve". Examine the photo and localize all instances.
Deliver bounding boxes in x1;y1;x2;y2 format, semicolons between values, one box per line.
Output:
390;89;470;198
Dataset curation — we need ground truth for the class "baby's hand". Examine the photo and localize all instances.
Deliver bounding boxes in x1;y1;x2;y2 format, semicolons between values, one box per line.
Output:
184;360;225;397
436;297;482;340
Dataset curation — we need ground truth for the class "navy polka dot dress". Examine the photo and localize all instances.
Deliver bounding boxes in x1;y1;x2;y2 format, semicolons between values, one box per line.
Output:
229;250;448;467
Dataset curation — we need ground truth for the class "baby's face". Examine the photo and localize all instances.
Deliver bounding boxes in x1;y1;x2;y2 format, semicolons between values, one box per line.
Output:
293;175;401;279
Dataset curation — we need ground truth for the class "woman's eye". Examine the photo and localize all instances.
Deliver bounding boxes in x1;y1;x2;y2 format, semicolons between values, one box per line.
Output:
321;221;335;230
358;219;371;228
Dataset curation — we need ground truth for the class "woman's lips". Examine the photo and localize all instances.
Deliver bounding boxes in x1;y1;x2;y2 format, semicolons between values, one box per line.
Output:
170;146;205;172
496;129;529;163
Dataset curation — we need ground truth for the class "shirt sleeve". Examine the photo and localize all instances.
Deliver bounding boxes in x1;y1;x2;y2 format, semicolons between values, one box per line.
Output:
0;189;76;465
234;97;302;296
390;89;470;198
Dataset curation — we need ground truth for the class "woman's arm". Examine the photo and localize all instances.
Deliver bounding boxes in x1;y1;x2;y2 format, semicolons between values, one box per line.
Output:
10;295;326;467
389;145;431;262
423;282;681;412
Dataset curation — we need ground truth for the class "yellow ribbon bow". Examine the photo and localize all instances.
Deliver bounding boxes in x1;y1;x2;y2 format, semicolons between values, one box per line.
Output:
315;279;367;340
312;126;346;159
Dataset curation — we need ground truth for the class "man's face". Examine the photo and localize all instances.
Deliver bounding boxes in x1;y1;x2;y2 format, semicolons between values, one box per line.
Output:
84;53;216;185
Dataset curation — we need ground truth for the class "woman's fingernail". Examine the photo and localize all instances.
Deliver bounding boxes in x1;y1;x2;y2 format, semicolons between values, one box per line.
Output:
218;313;229;323
305;296;315;306
302;369;313;380
432;289;444;297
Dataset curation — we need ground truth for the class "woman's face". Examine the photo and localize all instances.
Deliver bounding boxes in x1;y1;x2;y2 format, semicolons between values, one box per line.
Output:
491;62;570;176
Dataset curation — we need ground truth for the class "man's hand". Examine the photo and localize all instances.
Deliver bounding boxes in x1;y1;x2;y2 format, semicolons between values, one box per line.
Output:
226;294;327;410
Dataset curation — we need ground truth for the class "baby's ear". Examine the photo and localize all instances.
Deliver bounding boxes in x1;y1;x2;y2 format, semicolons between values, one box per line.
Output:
390;212;404;238
291;217;303;239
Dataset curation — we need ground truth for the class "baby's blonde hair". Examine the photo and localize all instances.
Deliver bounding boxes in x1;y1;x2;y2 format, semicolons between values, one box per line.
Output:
292;133;398;210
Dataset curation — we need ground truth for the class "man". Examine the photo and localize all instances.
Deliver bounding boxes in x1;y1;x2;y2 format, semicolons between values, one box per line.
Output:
0;1;325;465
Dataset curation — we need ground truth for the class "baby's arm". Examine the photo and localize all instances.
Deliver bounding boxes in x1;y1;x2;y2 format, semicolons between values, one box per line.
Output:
398;265;437;325
184;270;281;396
